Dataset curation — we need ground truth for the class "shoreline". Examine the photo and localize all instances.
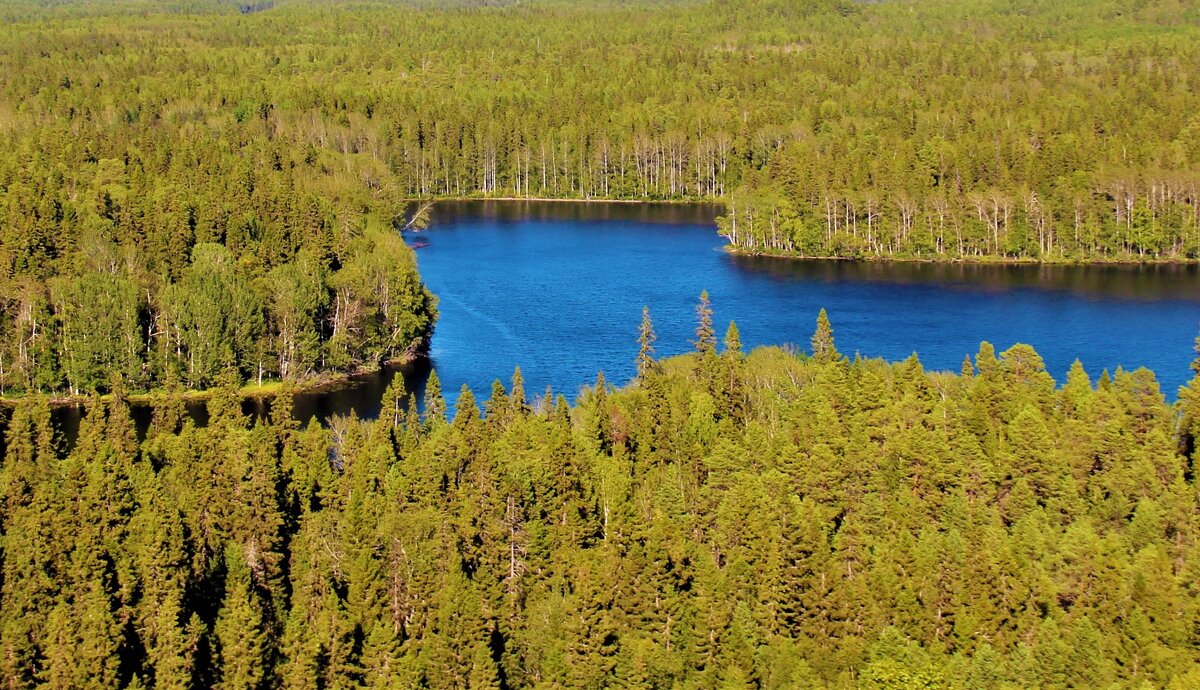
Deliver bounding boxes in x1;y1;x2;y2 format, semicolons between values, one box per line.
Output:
413;195;725;206
0;353;426;411
7;202;1193;409
416;196;1196;266
721;244;1200;267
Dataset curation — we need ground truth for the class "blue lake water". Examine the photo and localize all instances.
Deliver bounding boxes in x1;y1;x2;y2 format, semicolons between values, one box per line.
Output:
377;200;1200;411
40;200;1200;440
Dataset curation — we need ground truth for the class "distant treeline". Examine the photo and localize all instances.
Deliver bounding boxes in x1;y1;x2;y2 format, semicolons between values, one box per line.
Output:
0;0;1196;276
708;2;1200;262
2;307;1200;687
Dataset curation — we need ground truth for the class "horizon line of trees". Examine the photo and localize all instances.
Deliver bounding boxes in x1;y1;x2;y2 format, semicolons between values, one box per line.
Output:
2;1;1199;280
2;1;1198;399
718;164;1200;263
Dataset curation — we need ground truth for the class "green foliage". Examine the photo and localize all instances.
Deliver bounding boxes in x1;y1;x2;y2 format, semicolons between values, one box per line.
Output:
637;305;657;380
694;290;716;356
1;0;1199;685
704;2;1200;263
49;270;143;393
1;215;434;396
4;0;1196;393
2;333;1198;686
810;308;839;364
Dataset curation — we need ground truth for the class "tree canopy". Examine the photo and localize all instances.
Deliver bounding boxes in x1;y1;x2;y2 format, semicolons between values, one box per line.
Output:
2;308;1200;687
3;0;1200;684
4;0;1199;388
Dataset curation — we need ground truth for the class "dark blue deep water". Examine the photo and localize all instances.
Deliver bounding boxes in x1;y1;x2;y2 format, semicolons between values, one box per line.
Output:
389;200;1200;410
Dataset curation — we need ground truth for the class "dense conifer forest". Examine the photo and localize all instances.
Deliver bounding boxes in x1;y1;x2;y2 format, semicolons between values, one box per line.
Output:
3;0;1200;398
4;309;1200;688
4;0;1200;687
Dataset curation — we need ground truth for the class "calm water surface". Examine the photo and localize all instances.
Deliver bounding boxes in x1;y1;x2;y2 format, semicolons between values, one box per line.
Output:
403;200;1200;411
37;200;1200;443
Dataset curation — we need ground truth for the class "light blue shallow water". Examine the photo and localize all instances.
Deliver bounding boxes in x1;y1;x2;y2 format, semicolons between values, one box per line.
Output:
404;201;1200;408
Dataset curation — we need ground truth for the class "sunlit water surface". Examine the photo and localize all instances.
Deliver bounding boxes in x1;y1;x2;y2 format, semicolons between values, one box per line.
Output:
403;201;1200;410
40;200;1200;443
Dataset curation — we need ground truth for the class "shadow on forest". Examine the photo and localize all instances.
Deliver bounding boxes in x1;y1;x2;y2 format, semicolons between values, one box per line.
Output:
34;358;434;453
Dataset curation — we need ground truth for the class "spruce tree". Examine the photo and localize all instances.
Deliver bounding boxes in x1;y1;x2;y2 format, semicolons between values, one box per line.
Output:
510;367;528;415
424;370;446;426
810;308;839;364
1177;333;1200;470
961;355;975;378
380;374;408;429
467;643;502;690
694;291;716;356
214;547;270;690
147;593;200;690
637;305;657;380
723;321;743;359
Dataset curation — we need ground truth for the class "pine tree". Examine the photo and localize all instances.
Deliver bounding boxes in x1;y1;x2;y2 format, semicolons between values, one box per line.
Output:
147;593;200;690
454;386;481;430
961;355;975;378
484;379;509;426
564;555;619;689
589;371;613;455
715;321;747;421
105;380;139;461
360;622;404;687
380;374;408;429
270;383;300;445
1177;332;1200;471
0;618;38;690
467;643;502;690
422;576;489;690
424;369;446;426
510;366;528;416
40;581;122;690
723;321;742;359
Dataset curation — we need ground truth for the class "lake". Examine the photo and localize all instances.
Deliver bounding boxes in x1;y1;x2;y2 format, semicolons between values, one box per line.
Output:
293;200;1200;422
38;200;1200;441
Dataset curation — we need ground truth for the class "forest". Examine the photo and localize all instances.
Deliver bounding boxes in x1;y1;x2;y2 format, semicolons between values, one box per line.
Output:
4;0;1200;399
3;307;1200;688
3;0;1200;687
714;0;1200;263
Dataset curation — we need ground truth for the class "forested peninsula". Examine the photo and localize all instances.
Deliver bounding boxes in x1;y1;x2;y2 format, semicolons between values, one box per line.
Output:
3;0;1200;397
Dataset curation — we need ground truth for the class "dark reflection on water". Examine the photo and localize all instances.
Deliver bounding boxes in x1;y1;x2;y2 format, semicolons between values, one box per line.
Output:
51;404;158;448
40;359;433;453
290;358;432;423
730;256;1200;304
429;199;725;227
415;200;1200;407
47;401;180;454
